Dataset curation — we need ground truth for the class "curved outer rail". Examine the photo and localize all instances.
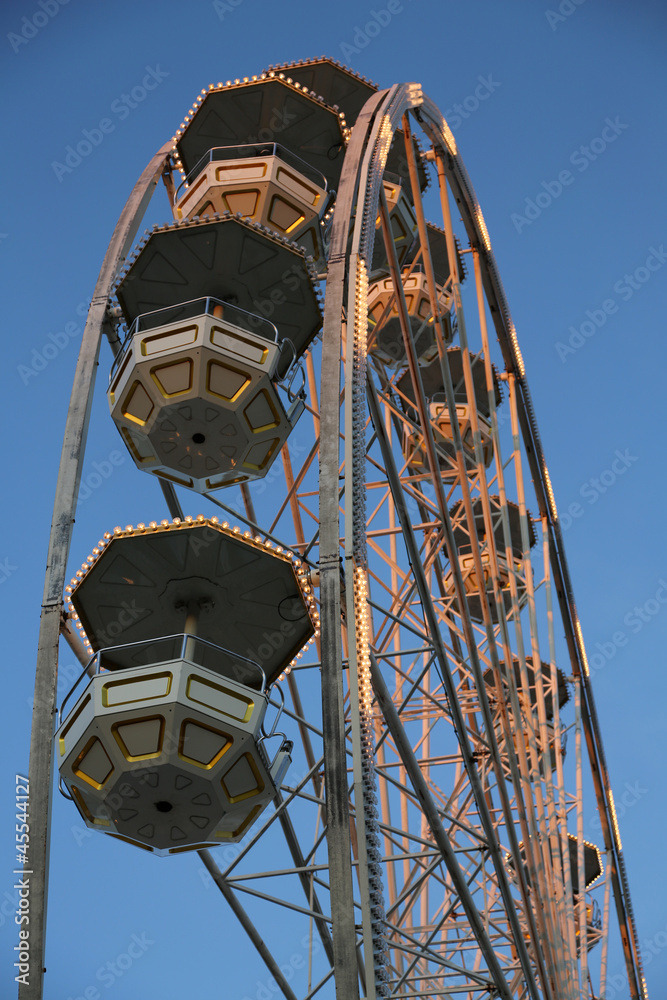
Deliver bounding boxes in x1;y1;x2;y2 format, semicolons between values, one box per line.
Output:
415;95;646;999
21;141;172;1000
320;83;645;999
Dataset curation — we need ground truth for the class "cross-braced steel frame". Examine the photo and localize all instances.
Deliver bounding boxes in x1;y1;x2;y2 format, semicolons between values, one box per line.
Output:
24;83;646;1000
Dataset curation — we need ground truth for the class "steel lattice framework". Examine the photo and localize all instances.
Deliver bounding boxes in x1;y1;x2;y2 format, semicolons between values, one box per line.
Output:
23;72;647;1000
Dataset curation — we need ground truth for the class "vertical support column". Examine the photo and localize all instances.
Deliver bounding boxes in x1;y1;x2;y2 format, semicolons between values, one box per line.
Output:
319;271;361;998
575;681;590;984
318;87;386;1000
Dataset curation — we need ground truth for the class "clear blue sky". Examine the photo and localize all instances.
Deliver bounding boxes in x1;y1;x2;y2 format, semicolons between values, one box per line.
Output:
2;0;666;997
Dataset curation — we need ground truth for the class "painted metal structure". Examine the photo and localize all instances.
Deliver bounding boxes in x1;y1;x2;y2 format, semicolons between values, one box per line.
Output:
23;60;646;1000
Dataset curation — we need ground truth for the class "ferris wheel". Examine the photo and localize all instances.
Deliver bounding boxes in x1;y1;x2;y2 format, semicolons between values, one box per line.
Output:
23;57;647;1000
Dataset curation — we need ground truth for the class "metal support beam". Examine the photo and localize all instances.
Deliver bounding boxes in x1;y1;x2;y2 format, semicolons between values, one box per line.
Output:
318;88;386;1000
369;654;515;999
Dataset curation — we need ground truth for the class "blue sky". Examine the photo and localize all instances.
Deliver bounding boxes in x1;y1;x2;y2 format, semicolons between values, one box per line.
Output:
1;0;666;997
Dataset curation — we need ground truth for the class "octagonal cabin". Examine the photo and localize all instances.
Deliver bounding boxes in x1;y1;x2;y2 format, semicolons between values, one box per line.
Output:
173;143;330;268
109;296;303;491
368;267;452;368
367;223;463;368
444;496;536;624
58;519;318;854
109;215;322;491
397;347;501;478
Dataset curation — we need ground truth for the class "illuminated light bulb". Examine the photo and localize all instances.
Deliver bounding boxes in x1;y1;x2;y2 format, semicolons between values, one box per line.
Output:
87;556;94;564
244;531;251;539
196;515;205;523
276;547;283;553
160;519;169;527
185;515;193;523
125;525;133;533
149;521;158;530
76;571;83;579
137;524;145;532
113;526;122;534
233;526;240;534
173;517;181;525
254;536;262;544
65;586;72;594
211;516;219;524
221;521;229;529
